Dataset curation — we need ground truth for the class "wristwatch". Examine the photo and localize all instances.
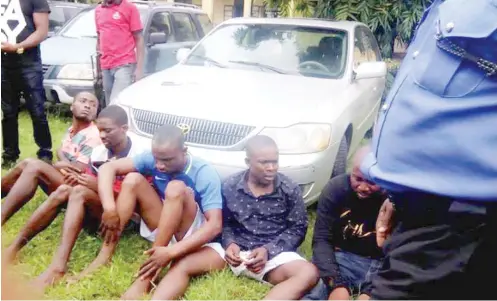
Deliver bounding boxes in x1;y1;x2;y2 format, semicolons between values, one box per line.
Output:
16;47;24;54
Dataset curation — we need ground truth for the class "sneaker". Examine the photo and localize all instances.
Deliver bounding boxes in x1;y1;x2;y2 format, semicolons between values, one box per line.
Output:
1;156;17;169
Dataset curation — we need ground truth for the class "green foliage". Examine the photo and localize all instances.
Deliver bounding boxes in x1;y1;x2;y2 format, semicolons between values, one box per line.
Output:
314;0;432;58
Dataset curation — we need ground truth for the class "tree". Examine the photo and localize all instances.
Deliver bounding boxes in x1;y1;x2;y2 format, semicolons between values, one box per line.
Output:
315;0;432;58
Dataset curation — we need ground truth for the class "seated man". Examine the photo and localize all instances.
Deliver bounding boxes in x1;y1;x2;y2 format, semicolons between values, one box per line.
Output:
2;105;145;287
312;149;386;300
1;92;101;225
222;135;319;300
76;124;224;300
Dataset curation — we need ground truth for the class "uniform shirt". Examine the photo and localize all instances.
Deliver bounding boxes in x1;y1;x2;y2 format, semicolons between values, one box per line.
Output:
88;136;147;192
222;171;308;260
132;151;223;213
95;0;143;70
60;124;102;165
1;0;50;69
312;174;385;285
361;0;497;203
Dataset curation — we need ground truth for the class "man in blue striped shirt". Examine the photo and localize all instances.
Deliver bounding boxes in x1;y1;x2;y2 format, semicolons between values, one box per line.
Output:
360;0;497;299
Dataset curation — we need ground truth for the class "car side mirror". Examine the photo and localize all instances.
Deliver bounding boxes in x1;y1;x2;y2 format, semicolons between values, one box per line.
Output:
353;61;387;80
176;47;191;62
149;32;168;46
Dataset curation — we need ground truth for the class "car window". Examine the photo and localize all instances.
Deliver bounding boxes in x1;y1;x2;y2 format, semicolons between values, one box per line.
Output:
49;6;66;31
171;12;198;42
361;27;381;61
149;11;174;42
184;24;348;79
196;14;213;35
353;27;369;68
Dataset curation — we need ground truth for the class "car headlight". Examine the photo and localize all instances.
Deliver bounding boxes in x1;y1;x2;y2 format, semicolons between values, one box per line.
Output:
258;123;331;154
57;64;94;80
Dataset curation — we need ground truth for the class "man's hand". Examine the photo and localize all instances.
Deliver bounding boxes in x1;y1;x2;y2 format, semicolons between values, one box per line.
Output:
133;69;143;82
1;42;18;52
328;287;350;300
225;243;242;267
54;161;82;174
63;172;79;186
246;247;268;274
376;198;395;247
77;174;98;191
99;209;120;244
138;247;172;280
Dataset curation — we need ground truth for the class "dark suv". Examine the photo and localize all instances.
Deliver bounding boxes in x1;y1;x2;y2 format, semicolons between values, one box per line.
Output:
40;0;213;104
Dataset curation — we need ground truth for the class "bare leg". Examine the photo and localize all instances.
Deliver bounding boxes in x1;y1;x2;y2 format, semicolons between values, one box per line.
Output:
3;185;72;263
264;260;319;300
121;180;198;300
34;185;101;290
1;159;30;196
357;293;370;300
1;159;64;225
151;246;225;300
72;173;163;282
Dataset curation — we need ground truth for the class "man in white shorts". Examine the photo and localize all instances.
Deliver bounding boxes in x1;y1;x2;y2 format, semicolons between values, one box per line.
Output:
222;135;319;300
96;124;225;300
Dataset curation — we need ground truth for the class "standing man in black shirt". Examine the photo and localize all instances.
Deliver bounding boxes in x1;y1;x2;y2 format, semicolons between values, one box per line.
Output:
222;135;319;300
312;150;387;300
1;0;52;166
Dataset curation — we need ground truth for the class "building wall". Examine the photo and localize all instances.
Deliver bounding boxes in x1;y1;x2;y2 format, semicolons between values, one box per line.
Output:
198;0;265;26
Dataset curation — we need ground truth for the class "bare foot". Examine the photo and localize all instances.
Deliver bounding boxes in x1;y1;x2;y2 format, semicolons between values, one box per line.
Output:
121;278;152;300
33;267;66;290
70;253;111;281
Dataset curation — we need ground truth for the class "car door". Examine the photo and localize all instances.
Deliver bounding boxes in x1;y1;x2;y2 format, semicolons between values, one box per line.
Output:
144;10;176;76
360;27;384;134
348;26;378;147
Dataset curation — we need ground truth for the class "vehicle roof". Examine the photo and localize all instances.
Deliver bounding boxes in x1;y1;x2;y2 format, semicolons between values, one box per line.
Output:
131;0;205;13
221;17;365;31
48;0;90;8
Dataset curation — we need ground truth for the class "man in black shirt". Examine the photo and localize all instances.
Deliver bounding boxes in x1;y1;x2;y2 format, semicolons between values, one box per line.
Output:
1;0;53;166
312;150;387;300
222;135;319;300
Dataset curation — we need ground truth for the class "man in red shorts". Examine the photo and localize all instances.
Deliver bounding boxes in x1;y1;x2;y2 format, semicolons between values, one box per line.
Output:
3;106;147;289
96;0;144;106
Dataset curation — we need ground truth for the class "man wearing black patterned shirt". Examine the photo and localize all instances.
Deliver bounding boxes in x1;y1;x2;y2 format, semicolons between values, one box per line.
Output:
221;135;319;300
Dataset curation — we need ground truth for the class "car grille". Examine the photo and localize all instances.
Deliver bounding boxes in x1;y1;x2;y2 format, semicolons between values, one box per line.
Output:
132;108;256;147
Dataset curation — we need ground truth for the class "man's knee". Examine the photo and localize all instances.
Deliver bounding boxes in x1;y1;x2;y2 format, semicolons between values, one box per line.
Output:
121;172;147;189
164;180;188;201
23;158;48;174
299;262;319;288
48;184;72;206
68;185;90;204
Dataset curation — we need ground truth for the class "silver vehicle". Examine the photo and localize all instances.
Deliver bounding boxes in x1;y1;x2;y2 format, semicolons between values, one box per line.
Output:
113;17;387;205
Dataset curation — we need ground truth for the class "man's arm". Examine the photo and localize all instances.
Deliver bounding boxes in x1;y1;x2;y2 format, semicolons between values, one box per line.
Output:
98;157;137;211
262;186;308;259
221;193;238;248
129;3;144;80
312;175;348;288
17;0;50;49
133;32;144;79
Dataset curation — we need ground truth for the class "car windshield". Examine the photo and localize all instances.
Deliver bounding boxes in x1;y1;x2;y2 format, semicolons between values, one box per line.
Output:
59;8;147;38
184;23;348;78
49;6;80;32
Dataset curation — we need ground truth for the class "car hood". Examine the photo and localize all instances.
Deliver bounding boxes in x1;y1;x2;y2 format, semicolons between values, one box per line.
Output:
118;65;350;127
41;35;96;65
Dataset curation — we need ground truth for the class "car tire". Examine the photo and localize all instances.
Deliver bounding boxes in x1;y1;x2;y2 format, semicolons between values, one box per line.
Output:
331;136;348;178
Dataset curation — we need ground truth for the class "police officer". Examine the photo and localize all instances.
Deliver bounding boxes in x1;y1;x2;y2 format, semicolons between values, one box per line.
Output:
360;0;497;299
1;0;53;166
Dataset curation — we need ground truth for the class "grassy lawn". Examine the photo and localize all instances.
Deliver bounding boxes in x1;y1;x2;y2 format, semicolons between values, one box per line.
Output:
1;111;319;300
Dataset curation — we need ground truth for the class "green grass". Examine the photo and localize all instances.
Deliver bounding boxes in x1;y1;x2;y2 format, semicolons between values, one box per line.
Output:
1;111;319;300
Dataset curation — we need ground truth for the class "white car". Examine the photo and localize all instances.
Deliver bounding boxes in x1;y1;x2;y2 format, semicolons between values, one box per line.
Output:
114;17;387;205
